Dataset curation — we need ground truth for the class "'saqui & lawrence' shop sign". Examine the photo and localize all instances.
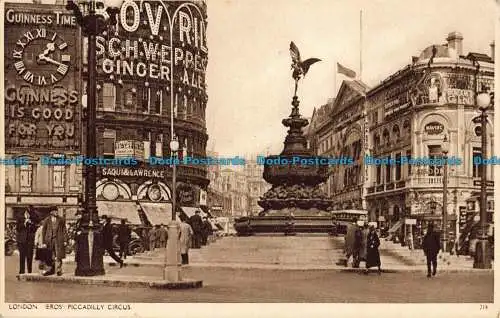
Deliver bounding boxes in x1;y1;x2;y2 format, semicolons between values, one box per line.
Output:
5;4;79;150
97;1;207;91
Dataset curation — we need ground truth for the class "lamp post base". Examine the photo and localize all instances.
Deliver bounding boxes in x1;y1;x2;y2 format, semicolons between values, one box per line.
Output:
75;226;105;276
164;221;181;282
473;238;492;269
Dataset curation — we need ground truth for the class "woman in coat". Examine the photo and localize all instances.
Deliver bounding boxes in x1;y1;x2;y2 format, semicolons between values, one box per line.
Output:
179;219;194;265
365;225;382;275
359;223;369;263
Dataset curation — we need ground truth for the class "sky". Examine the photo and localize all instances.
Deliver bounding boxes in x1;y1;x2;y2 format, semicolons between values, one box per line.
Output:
10;0;497;157
205;0;497;156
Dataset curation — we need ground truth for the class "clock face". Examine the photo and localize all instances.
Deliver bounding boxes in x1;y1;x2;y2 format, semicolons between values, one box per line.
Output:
12;28;71;86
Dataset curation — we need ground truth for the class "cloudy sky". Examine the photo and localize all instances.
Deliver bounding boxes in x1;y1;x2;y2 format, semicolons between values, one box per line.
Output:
206;0;496;156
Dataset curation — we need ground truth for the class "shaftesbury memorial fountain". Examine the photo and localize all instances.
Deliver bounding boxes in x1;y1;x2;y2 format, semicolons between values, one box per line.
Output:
234;42;335;235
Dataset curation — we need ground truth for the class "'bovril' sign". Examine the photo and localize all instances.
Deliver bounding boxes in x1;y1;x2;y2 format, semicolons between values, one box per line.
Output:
424;122;444;135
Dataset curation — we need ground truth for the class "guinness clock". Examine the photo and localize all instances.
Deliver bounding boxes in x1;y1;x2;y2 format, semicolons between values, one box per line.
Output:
12;27;71;86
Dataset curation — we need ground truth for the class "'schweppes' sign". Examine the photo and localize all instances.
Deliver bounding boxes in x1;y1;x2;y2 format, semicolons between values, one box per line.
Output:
424;122;444;135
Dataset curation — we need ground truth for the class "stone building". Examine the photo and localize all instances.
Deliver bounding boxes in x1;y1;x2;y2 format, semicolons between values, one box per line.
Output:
83;1;210;225
243;156;271;216
4;3;83;222
326;80;369;210
364;32;494;239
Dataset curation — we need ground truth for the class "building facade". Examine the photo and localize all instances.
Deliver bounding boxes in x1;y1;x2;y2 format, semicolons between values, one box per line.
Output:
206;150;232;216
4;1;210;226
4;3;83;222
365;32;494;239
327;80;368;210
85;0;209;224
244;157;271;216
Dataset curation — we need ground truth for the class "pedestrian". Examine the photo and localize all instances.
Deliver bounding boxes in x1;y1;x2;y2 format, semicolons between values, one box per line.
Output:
40;207;66;276
149;226;157;252
344;218;358;267
364;225;382;275
101;215;124;268
359;222;369;264
201;217;212;245
179;218;194;265
34;222;48;274
16;208;37;275
422;223;441;278
154;225;163;248
189;210;203;249
158;224;168;248
118;219;131;259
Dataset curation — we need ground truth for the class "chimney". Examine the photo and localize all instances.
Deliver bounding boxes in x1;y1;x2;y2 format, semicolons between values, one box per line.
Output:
411;56;419;64
446;31;463;56
490;41;495;61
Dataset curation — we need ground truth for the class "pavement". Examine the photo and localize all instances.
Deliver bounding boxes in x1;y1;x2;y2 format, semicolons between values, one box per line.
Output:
4;255;494;303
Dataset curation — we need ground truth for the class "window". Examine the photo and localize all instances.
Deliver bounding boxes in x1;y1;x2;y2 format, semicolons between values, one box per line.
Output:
395;153;401;180
428;145;443;176
123;89;135;111
103;129;116;159
155;134;163;157
376;166;381;184
153;89;162;114
53;165;65;193
406;150;411;175
20;165;33;192
473;147;482;178
102;83;116;111
385;155;391;182
140;87;149;113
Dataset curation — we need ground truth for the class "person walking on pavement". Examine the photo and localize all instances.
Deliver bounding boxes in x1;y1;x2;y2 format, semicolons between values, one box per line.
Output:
201;217;212;246
118;219;131;259
422;223;441;278
189;210;203;249
344;218;358;267
40;207;66;276
364;225;382;275
149;226;157;252
158;224;168;248
179;218;194;265
16;208;37;275
101;215;124;268
359;222;369;264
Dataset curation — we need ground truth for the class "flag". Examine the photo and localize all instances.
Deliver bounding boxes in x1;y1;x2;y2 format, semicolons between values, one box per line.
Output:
337;62;356;78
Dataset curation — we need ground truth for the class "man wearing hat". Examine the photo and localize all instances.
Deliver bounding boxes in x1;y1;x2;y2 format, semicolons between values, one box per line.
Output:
101;215;124;267
40;206;66;276
189;210;203;249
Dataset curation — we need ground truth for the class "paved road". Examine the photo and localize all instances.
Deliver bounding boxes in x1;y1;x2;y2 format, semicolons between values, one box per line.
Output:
4;256;493;303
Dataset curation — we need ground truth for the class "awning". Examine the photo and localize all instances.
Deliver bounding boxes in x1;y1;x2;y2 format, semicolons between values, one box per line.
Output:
181;206;207;218
388;220;403;233
139;202;178;226
96;201;142;225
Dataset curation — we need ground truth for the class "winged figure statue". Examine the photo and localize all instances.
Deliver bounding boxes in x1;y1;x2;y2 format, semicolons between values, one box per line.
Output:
290;41;321;96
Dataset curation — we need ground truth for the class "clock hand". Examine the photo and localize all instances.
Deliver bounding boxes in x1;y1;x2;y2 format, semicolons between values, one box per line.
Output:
38;54;63;67
41;42;56;57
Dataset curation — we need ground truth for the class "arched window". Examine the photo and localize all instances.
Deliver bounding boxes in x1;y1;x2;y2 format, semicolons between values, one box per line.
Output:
392;125;400;140
383;129;390;145
403;120;411;135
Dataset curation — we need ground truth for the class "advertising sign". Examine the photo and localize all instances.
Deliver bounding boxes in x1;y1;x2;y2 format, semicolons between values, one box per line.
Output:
95;0;208;113
4;4;80;152
424;122;444;135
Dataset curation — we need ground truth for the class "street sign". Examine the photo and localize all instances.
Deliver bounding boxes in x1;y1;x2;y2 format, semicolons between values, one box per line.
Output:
473;180;494;187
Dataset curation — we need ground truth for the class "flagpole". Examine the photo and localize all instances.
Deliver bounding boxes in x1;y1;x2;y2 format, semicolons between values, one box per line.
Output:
359;9;363;81
334;62;337;96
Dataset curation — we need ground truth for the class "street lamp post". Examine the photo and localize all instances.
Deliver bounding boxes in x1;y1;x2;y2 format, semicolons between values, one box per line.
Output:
165;137;181;281
474;92;492;269
67;0;122;276
441;134;449;254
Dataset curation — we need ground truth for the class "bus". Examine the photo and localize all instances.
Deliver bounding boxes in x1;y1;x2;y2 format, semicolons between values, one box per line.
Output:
331;210;368;235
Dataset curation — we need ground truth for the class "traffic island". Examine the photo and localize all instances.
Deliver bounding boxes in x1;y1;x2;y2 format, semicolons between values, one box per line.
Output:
17;273;202;289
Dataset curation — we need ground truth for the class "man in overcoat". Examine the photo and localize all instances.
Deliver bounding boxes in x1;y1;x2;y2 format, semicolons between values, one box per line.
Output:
41;207;67;276
422;223;441;277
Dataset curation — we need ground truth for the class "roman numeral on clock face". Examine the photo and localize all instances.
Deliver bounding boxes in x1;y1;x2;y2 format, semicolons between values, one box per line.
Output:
59;42;68;50
14;61;25;73
61;54;71;62
38;75;47;86
57;64;69;75
36;28;47;38
23;71;34;83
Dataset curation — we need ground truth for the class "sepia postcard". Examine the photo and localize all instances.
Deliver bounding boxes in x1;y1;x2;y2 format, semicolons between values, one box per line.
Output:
0;0;498;317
